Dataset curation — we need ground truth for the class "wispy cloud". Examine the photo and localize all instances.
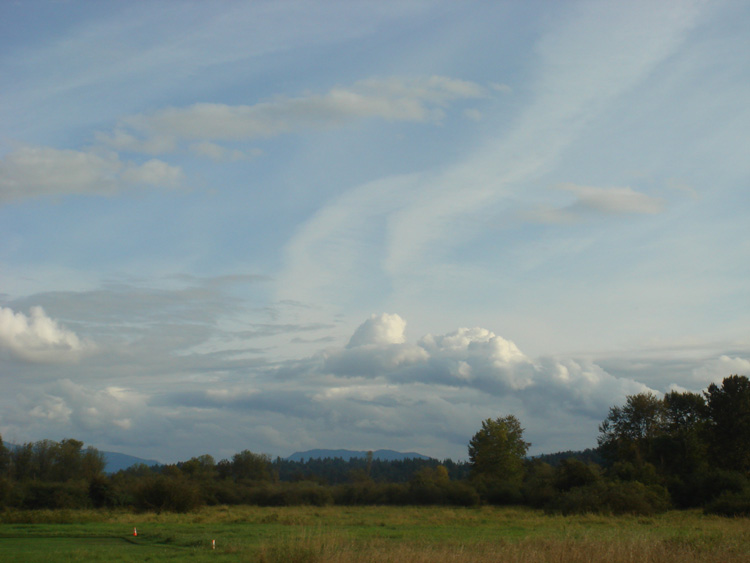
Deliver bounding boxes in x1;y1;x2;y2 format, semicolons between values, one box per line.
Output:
528;184;665;224
277;1;702;303
97;76;487;155
0;145;182;203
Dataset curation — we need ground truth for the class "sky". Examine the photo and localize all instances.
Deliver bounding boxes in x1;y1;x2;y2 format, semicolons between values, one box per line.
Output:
1;0;749;464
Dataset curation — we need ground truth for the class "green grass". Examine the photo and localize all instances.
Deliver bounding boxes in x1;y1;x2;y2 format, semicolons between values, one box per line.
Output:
0;506;748;562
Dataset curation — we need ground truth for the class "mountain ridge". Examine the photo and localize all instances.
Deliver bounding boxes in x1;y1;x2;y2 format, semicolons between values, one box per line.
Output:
286;448;432;462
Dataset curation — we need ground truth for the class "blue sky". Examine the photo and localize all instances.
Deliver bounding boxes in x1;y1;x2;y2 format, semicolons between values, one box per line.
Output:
1;0;749;463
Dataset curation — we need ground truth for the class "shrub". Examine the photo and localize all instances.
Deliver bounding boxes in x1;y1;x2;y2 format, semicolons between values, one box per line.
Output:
444;481;480;507
88;475;117;508
0;477;11;508
134;475;203;513
248;483;333;506
480;480;523;505
550;480;671;515
15;480;91;509
668;469;749;508
522;462;556;508
555;459;601;492
704;489;750;516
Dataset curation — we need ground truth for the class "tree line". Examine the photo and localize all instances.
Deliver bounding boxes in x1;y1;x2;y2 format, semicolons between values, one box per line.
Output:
1;374;748;515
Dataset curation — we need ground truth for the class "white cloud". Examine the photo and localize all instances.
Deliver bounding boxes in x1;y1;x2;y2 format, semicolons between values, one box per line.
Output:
293;314;660;455
528;183;665;224
0;306;94;363
94;129;177;155
29;395;72;423
326;314;654;415
188;142;255;161
98;76;487;153
0;146;120;201
559;183;665;215
0;145;183;203
55;379;146;433
692;355;750;386
121;158;184;187
347;313;407;347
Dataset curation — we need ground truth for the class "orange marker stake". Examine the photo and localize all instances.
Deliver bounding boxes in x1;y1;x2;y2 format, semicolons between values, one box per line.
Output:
212;539;216;550
133;527;138;536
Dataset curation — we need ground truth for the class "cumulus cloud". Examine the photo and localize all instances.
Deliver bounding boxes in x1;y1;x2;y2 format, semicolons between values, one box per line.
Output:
692;355;750;386
347;313;407;347
98;76;487;154
325;314;653;416
323;314;427;376
5;378;156;451
54;379;146;432
0;306;94;363
260;313;660;455
0;145;183;203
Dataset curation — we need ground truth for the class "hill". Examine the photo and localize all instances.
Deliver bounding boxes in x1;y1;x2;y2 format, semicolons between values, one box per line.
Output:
101;450;161;473
287;449;432;462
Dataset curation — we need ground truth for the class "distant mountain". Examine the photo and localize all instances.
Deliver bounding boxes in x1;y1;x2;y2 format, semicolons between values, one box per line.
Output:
3;442;160;473
287;449;432;462
101;450;161;473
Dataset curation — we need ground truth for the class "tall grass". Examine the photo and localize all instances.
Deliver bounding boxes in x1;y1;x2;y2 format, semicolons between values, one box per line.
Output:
254;533;750;563
1;505;747;562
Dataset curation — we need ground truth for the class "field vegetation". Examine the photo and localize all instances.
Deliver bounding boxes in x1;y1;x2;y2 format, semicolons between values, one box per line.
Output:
1;505;749;562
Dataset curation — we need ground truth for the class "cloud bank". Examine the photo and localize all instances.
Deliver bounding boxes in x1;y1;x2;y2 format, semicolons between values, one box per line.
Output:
1;293;745;462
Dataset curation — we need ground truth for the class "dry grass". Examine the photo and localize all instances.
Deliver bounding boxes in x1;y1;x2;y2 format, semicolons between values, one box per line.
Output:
253;533;750;563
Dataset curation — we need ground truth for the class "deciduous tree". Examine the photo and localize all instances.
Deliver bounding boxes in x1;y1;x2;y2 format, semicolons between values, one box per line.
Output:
468;415;529;484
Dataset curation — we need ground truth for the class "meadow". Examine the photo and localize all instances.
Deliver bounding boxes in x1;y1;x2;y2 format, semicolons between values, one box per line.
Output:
0;505;748;562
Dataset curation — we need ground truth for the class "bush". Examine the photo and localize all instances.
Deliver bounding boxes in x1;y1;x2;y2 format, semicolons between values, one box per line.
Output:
609;461;661;485
444;481;480;507
88;475;118;508
409;483;444;505
134;475;203;513
704;489;750;516
550;480;671;515
555;459;601;492
668;469;749;508
248;483;333;506
522;462;556;508
332;482;408;505
15;480;91;509
475;478;523;505
0;477;11;508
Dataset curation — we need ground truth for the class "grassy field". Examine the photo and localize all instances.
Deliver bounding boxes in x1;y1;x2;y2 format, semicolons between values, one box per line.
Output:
0;506;748;562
